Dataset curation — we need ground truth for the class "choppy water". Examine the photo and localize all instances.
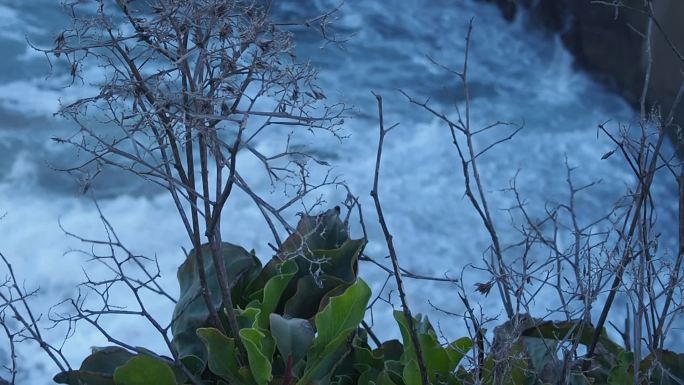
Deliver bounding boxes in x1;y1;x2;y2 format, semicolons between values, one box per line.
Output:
0;0;679;383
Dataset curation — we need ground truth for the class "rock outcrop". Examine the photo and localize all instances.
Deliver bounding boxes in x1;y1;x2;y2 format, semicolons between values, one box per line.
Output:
482;0;684;151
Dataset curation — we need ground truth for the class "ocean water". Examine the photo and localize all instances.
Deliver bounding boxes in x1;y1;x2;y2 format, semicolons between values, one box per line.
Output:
0;0;679;383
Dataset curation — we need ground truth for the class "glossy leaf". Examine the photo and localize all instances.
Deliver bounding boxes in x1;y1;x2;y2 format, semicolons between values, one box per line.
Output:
313;279;371;352
608;350;634;385
402;359;421;385
240;328;273;385
521;336;559;383
446;337;473;370
641;349;684;385
377;340;404;362
376;370;398;385
284;274;346;319
279;207;348;258
113;355;176;385
171;242;254;367
196;328;241;382
297;279;371;385
269;314;315;366
256;259;298;330
297;334;352;385
521;320;622;356
53;346;134;385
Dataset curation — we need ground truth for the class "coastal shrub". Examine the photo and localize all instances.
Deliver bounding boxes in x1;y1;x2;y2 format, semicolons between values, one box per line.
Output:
52;209;684;385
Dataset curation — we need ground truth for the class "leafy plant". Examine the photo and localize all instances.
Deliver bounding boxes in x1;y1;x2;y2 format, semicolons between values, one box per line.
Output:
52;209;684;385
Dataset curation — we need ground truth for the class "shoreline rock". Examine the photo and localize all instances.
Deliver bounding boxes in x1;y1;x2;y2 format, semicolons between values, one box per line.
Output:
481;0;683;152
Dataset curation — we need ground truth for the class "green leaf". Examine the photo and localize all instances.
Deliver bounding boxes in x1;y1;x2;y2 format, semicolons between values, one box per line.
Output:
393;312;473;383
353;340;384;370
232;253;263;308
269;314;315;366
179;355;203;376
284;275;347;319
249;208;363;322
53;346;134;385
402;359;421;385
521;320;622;356
480;344;527;385
311;239;365;283
279;208;349;258
608;350;634;385
171;242;254;367
313;279;371;351
256;259;298;330
376;340;404;362
446;337;473;370
298;334;352;385
296;279;372;385
376;370;398;385
282;240;363;320
394;311;438;374
521;336;558;382
236;306;261;329
393;311;417;366
240;328;273;385
641;349;684;385
384;360;404;378
419;332;450;376
113;355;176;385
196;328;241;382
53;371;116;385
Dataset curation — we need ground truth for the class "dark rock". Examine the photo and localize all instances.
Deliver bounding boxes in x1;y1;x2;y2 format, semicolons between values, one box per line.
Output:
558;1;646;103
481;0;684;152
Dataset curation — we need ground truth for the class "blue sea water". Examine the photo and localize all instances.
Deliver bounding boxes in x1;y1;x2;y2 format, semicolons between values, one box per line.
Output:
0;0;679;383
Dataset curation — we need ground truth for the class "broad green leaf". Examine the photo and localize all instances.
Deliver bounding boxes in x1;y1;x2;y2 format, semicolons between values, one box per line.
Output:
311;239;365;283
334;375;356;385
240;328;273;385
171;242;254;366
113;355;176;385
383;361;405;385
521;320;622;356
297;334;352;385
402;359;421;385
313;279;371;351
353;341;384;370
641;349;684;385
521;336;558;379
228;253;263;309
236;306;261;329
284;275;346;319
53;371;117;385
279;208;349;258
256;259;298;330
480;344;527;385
357;367;376;385
376;370;398;385
418;332;450;376
394;312;472;383
196;328;241;382
376;340;404;362
53;346;134;385
393;311;417;366
269;314;315;365
296;280;371;385
446;337;473;370
384;360;404;377
608;350;634;385
179;355;203;376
